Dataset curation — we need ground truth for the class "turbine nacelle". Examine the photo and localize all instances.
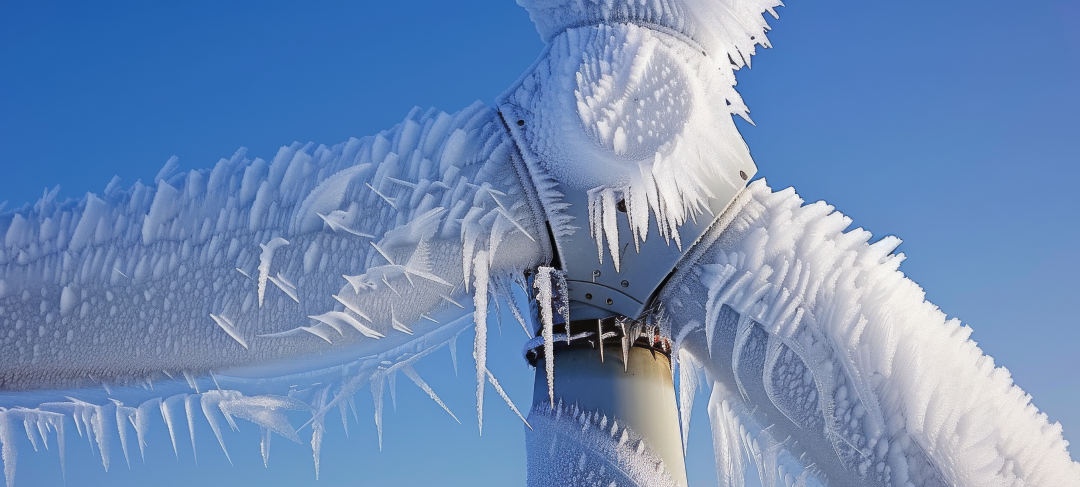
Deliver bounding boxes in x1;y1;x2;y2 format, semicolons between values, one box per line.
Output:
498;19;757;320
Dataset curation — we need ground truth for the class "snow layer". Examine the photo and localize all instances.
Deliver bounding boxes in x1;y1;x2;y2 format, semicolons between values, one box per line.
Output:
662;180;1080;486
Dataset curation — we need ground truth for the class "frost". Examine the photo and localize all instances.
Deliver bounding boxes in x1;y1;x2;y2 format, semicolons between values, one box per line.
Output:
662;180;1080;486
526;401;677;487
0;1;1076;485
533;266;557;408
472;250;490;434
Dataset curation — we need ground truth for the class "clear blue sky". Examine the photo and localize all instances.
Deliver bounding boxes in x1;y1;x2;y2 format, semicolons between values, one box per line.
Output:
1;1;1077;485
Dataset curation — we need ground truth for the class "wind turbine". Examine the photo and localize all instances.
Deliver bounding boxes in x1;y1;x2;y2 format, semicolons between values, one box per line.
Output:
0;1;1077;486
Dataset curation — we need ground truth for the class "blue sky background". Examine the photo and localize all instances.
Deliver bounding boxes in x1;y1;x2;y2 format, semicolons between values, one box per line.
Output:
1;1;1077;485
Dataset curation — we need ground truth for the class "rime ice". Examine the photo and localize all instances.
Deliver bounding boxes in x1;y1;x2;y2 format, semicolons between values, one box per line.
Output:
2;0;1079;485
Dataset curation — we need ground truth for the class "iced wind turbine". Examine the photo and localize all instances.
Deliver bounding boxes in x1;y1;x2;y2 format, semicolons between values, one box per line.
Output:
1;1;1078;486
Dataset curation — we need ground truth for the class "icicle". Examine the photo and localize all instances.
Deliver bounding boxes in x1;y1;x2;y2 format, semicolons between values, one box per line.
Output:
486;370;531;429
85;400;114;472
534;266;556;408
260;427;271;468
38;412;67;481
387;370;399;411
110;400;134;469
472;250;490;434
677;349;699;453
184;395;199;465
22;418;39;453
338;401;350;438
497;276;532;336
129;398;155;464
402;364;459;423
198;392;232;465
210;314;248;349
598;319;605;362
1;410;18;487
371;373;385;450
708;385;747;487
391;306;413;335
182;371;200;393
555;269;570;326
448;331;460;376
618;318;632;372
310;387;330;480
257;237;289;307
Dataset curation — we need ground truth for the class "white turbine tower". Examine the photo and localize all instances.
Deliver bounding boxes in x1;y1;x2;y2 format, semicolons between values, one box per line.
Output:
0;1;1077;486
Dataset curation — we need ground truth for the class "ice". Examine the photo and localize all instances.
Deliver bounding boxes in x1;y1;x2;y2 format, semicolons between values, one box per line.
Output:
309;387;329;479
111;400;135;468
308;311;384;339
0;409;66;487
676;348;699;454
160;394;186;459
485;369;530;429
371;372;386;450
267;273;299;304
472;250;489;434
662;180;1080;485
2;1;1076;484
257;237;289;307
259;427;271;468
525;401;677;486
134;398;160;462
209;314;248;349
533;266;556;408
401;364;459;423
0;100;542;400
198;392;233;465
184;395;199;465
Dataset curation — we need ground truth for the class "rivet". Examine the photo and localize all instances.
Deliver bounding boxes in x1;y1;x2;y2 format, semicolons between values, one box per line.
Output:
739;170;748;181
616;199;627;213
517;120;525;126
606;298;614;305
621;280;629;287
702;50;707;56
585;293;593;300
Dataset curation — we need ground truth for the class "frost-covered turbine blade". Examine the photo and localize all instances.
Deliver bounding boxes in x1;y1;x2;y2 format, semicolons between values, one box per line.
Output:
656;180;1080;486
0;102;550;483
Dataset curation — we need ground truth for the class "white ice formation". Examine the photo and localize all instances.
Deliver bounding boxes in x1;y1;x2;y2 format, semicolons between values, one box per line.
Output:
0;102;546;486
659;180;1080;486
2;0;1078;486
526;400;678;487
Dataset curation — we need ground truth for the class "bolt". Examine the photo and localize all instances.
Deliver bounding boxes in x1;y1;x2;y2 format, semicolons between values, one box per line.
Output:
621;280;629;287
585;293;593;300
606;298;614;305
517;120;525;126
740;170;748;181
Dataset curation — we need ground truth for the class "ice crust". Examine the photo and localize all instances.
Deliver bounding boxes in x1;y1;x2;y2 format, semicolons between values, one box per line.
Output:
1;0;1077;485
0;102;547;485
500;21;756;261
661;180;1080;486
525;400;678;487
0;102;546;390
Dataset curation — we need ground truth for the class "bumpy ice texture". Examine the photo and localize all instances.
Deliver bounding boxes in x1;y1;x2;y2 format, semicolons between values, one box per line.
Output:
0;102;546;486
661;180;1080;486
526;400;678;487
